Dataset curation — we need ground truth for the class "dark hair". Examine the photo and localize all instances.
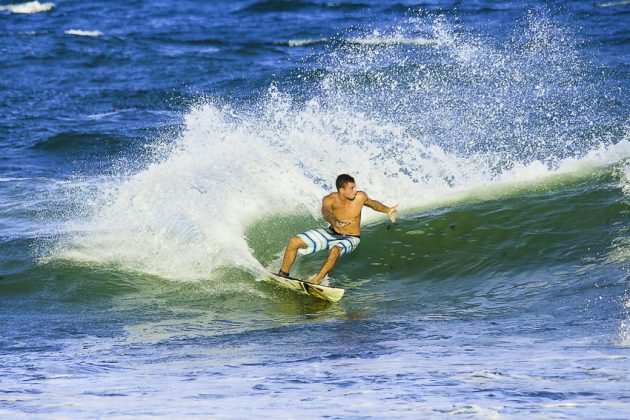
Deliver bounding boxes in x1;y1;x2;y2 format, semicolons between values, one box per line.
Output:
336;174;355;190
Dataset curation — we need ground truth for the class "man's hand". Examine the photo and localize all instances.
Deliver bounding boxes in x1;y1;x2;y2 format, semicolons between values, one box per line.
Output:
387;204;399;223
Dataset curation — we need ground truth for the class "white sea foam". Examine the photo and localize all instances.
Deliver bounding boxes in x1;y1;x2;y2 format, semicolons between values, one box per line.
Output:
287;38;325;47
621;159;630;195
65;29;103;37
598;0;630;7
607;151;630;267
0;1;54;14
0;177;30;182
619;295;630;346
348;36;436;46
620;321;630;346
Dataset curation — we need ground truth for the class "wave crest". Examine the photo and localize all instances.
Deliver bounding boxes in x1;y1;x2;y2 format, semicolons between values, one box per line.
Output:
65;29;103;37
0;1;54;14
48;14;628;281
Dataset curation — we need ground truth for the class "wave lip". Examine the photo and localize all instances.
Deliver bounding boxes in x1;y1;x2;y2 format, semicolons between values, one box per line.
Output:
0;1;55;14
286;38;326;47
285;35;436;48
598;0;630;6
65;29;103;37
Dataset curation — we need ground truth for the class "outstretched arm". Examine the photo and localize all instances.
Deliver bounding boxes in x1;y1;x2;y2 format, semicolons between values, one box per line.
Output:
365;197;399;223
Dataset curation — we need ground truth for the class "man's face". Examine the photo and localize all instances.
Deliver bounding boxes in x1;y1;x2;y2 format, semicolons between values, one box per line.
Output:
340;182;357;200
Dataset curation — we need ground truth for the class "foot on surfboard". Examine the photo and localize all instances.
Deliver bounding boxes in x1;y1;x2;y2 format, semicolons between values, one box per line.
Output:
277;271;329;287
276;271;298;280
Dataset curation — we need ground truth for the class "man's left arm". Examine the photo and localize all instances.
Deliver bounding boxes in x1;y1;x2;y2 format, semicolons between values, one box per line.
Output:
364;195;399;223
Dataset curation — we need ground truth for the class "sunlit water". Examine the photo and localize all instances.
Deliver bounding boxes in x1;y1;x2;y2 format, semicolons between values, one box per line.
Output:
1;0;628;417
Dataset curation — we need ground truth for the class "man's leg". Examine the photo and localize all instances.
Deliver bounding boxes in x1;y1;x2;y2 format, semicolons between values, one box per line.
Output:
279;235;307;275
309;246;341;284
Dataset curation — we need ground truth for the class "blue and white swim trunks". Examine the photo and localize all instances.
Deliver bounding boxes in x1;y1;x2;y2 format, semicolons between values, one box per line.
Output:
297;226;361;256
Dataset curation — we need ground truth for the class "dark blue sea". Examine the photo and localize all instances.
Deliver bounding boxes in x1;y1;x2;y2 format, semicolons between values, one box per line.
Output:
1;0;629;417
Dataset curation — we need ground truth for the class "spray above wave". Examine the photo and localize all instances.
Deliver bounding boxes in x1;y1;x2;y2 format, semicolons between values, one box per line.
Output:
318;13;625;167
50;14;628;281
347;30;436;46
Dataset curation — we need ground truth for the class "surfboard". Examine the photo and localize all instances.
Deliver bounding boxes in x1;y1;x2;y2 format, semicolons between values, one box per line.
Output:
265;272;345;302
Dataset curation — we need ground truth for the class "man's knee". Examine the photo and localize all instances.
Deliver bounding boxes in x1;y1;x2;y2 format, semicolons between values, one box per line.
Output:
289;235;307;249
329;246;342;258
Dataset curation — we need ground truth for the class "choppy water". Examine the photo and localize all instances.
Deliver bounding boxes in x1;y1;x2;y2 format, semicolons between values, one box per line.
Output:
1;0;629;417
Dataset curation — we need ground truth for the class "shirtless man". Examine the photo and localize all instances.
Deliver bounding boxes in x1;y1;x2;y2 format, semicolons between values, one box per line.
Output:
277;174;399;284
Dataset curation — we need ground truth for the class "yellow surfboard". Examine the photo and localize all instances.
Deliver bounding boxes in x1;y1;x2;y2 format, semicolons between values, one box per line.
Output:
265;272;345;302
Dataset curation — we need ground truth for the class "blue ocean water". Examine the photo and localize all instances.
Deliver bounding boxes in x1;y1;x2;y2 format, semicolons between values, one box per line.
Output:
1;0;629;417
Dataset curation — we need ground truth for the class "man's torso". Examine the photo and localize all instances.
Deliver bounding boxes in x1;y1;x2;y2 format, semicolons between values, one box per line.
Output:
329;191;366;236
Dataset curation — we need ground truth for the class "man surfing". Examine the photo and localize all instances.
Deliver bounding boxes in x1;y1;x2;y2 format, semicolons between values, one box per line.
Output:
277;174;399;285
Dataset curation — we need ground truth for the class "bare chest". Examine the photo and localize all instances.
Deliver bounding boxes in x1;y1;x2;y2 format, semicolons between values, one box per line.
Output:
332;201;363;220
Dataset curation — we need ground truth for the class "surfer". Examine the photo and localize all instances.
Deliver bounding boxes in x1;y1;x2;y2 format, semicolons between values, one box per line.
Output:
277;174;399;285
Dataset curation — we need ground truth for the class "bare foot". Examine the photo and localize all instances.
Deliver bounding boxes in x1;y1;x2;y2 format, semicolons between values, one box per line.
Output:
307;275;328;286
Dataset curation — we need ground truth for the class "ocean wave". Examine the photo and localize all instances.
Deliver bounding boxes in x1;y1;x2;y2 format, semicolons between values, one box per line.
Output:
0;1;54;14
238;0;367;13
48;96;629;282
0;177;30;182
239;0;319;13
621;161;630;195
47;15;628;282
598;0;630;6
620;301;630;346
32;131;124;153
286;38;327;47
0;31;41;36
347;36;436;46
65;29;103;37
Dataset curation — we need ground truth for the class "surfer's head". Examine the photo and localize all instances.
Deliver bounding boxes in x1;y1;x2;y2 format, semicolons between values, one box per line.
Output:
336;174;357;200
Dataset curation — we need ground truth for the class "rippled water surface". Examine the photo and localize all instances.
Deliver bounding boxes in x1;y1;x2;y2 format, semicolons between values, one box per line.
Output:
1;0;629;417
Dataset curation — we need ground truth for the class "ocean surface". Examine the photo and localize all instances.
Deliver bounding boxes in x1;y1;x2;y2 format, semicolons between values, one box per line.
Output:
1;0;629;417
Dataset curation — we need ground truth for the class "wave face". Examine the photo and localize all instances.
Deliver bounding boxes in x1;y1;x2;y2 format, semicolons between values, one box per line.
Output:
48;14;628;283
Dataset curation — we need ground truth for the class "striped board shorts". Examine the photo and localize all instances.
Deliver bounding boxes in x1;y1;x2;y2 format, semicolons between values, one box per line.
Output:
297;226;361;257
